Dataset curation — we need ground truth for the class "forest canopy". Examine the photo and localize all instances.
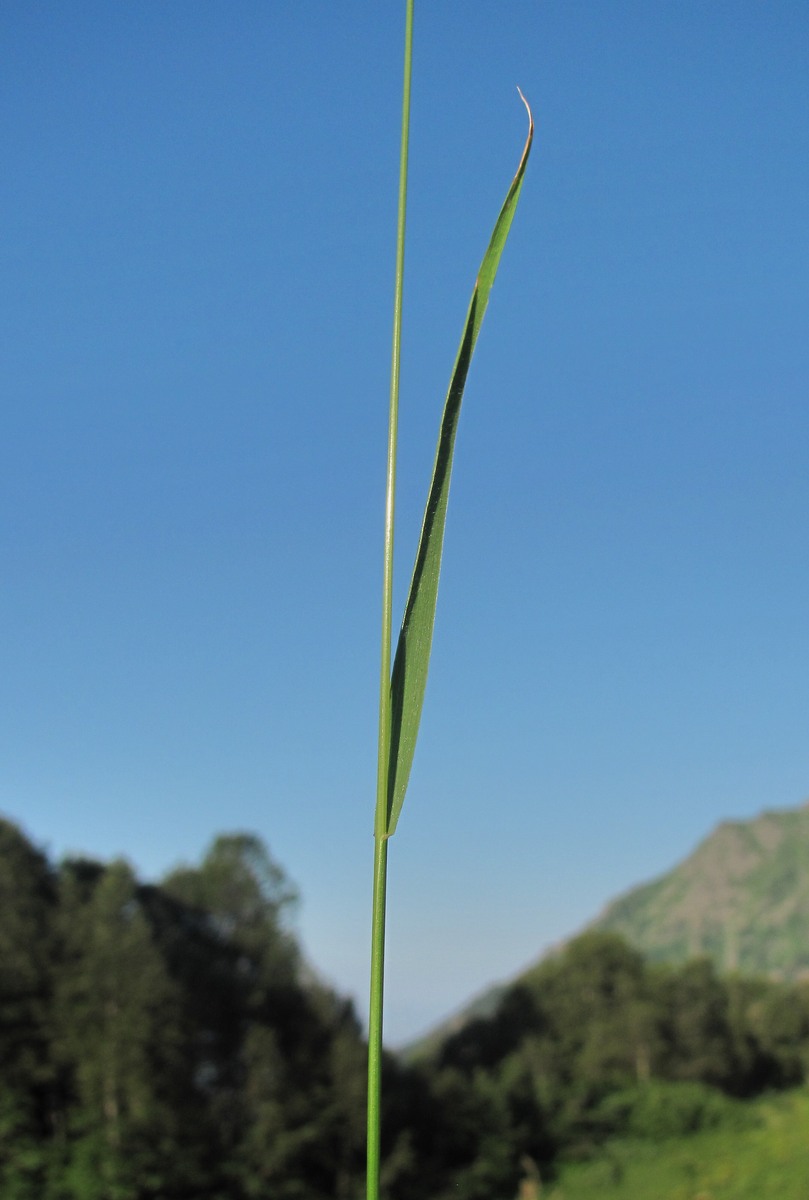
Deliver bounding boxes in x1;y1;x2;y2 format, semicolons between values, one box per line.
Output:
3;815;809;1200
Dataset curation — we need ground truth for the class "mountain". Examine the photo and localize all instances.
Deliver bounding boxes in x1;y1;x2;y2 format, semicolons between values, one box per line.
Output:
408;799;809;1057
589;799;809;979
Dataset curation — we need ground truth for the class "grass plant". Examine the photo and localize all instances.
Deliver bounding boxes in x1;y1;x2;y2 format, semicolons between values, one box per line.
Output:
366;4;533;1196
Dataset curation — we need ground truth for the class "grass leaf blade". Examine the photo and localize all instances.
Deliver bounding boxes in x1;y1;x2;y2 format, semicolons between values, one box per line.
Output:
385;95;533;837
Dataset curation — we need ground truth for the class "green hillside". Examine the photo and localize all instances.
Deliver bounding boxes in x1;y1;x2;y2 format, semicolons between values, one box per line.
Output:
408;800;809;1061
548;1087;809;1200
590;800;809;978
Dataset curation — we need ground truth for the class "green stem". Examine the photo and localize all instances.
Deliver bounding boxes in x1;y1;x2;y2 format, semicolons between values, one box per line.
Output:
367;3;414;1199
366;836;388;1199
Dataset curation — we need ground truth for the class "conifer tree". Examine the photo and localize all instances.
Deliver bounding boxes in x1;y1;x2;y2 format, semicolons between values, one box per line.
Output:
0;819;58;1199
54;859;188;1199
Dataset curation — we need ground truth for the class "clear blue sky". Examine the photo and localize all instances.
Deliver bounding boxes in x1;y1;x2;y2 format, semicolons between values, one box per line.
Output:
3;2;809;1045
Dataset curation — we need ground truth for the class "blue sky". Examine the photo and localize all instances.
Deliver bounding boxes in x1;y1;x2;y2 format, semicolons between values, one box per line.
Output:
3;2;809;1044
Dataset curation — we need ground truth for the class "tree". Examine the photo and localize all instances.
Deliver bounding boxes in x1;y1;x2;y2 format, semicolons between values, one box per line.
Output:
161;833;366;1199
656;958;736;1089
0;819;58;1199
53;859;196;1199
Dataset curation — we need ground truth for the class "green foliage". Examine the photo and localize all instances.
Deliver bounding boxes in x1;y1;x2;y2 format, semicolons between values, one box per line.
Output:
0;819;58;1200
656;957;737;1087
596;1080;756;1141
0;818;370;1200
54;859;210;1199
422;929;809;1176
548;1088;809;1200
6;813;809;1199
384;93;533;837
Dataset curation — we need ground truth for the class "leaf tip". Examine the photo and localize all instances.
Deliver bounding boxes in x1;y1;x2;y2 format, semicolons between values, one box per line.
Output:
516;86;534;135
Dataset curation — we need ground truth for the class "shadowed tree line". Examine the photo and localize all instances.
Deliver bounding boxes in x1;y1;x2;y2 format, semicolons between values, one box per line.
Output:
3;815;809;1200
0;818;367;1200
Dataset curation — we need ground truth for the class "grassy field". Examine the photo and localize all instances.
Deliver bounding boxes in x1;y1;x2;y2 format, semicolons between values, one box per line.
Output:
545;1088;809;1200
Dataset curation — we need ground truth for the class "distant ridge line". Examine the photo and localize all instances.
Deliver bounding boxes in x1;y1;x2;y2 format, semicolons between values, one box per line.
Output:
407;797;809;1056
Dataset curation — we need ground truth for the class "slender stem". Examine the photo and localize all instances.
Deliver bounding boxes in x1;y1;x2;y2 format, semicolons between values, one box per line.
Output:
366;837;388;1199
367;3;414;1199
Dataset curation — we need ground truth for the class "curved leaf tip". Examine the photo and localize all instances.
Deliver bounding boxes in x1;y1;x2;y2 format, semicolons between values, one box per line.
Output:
516;87;533;135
